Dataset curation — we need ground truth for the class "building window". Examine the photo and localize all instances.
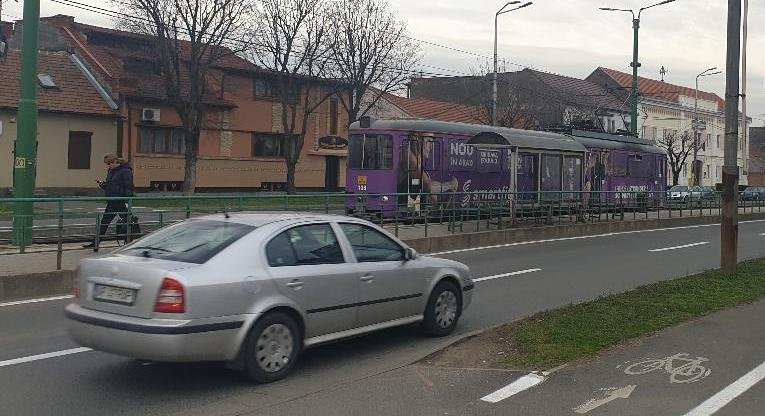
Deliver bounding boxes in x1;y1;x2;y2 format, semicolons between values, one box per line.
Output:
682;163;687;177
651;127;658;140
329;98;339;135
641;126;646;139
253;133;287;157
68;131;92;169
716;165;720;179
139;126;186;154
254;79;298;102
706;134;711;150
717;134;721;149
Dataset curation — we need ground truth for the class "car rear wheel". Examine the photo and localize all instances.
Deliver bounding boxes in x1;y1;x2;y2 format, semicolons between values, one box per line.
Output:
422;280;461;337
244;312;302;383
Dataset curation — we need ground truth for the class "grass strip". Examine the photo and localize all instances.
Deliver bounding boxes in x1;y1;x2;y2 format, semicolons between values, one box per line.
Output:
500;258;765;370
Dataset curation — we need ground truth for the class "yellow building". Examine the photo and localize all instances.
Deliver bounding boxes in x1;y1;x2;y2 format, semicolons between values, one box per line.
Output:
588;67;749;187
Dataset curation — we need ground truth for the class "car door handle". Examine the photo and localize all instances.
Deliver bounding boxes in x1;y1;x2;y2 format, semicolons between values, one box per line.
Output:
286;280;303;288
360;274;374;282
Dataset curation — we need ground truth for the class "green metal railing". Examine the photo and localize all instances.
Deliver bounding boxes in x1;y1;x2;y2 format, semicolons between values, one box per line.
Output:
1;191;763;270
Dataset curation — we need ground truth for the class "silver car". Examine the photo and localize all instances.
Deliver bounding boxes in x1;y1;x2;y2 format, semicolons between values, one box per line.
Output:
66;213;473;383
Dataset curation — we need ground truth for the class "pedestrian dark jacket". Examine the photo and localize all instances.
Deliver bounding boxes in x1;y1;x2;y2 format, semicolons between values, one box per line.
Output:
102;163;135;198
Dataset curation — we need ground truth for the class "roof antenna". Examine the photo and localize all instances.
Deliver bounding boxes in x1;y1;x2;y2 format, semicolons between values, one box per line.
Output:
659;66;668;82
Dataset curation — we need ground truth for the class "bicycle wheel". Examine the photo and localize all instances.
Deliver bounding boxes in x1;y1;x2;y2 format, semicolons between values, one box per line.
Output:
670;362;711;384
624;359;665;375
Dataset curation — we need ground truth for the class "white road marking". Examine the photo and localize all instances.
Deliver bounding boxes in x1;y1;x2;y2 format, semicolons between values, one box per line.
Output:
574;385;636;414
0;347;92;368
0;295;74;308
428;220;765;256
760;233;765;236
683;361;765;416
474;268;542;283
480;373;546;403
648;242;709;252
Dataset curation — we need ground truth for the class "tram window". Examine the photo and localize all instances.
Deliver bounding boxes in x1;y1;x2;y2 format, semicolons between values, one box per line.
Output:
541;155;562;195
348;134;393;170
612;153;628;177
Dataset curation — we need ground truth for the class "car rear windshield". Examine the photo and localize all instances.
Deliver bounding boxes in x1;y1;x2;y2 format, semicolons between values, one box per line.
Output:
117;219;256;264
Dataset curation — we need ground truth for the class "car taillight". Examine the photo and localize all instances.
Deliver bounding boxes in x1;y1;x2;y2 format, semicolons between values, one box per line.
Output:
154;278;185;313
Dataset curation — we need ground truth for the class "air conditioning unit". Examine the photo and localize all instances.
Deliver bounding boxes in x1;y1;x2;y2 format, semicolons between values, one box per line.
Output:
142;108;161;122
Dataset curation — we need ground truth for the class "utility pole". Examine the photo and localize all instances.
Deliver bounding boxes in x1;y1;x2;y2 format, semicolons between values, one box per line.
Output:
721;0;741;275
492;1;532;126
12;0;40;246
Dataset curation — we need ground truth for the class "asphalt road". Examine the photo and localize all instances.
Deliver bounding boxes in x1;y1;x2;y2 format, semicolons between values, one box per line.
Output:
1;220;764;416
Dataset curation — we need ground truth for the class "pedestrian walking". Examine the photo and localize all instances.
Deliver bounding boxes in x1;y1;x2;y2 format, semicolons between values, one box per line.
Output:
83;154;135;251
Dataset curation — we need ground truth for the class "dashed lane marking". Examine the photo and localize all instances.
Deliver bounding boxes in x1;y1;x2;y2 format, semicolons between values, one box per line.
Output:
648;242;709;252
0;348;92;368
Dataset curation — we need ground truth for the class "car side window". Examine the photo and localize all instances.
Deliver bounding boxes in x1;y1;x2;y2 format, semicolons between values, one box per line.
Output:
339;223;404;262
266;223;344;267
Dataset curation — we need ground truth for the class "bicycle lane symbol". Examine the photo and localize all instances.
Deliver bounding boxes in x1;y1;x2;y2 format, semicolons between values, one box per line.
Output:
617;353;712;384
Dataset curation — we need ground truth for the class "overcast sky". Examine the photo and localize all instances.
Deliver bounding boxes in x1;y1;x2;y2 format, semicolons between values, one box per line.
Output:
3;0;763;126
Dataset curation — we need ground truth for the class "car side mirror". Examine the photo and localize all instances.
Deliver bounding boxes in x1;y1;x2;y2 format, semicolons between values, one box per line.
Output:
404;247;417;261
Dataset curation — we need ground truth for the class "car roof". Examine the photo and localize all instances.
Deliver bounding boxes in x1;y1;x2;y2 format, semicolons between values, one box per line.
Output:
194;211;361;227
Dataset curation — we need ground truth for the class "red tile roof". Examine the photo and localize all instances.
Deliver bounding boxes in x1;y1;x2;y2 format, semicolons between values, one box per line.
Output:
596;67;725;112
377;89;484;124
40;16;255;106
0;49;116;117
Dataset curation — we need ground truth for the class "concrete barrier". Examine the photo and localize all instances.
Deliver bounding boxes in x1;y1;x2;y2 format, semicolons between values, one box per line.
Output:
3;212;765;303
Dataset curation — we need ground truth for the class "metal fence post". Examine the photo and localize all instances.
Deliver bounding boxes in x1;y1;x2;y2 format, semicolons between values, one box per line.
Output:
56;200;63;270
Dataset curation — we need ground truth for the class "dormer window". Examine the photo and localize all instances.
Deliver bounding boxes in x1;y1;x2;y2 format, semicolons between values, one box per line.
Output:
38;74;57;89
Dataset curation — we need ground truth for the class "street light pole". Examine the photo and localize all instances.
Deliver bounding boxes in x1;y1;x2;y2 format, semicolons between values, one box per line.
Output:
599;0;677;136
492;1;532;127
693;67;721;186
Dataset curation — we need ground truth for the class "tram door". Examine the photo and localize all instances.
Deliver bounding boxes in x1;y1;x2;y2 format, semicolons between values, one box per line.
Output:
590;152;605;204
398;136;444;211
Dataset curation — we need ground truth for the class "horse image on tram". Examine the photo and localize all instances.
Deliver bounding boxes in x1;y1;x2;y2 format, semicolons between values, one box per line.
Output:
345;118;666;218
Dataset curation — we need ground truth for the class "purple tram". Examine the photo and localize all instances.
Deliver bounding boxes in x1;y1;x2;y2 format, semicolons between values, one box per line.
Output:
344;118;666;217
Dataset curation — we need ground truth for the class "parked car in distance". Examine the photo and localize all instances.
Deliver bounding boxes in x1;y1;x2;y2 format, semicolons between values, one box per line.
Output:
66;213;474;383
666;185;715;203
740;186;765;201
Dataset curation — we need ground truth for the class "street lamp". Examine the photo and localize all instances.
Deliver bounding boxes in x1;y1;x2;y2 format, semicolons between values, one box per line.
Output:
692;67;722;186
599;0;678;136
492;1;532;126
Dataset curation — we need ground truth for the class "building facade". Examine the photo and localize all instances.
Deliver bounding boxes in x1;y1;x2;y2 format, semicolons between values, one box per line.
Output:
14;15;349;193
587;67;750;187
749;127;765;186
409;68;630;132
0;49;119;195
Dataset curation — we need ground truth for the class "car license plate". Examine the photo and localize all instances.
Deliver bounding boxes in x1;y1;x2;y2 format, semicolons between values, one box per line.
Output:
93;284;136;305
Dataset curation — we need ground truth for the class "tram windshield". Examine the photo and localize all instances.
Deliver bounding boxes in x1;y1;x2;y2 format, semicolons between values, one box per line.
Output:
348;134;394;170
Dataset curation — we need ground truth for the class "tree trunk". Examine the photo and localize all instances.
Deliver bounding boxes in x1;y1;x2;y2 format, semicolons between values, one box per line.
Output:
672;170;680;186
285;158;297;194
183;127;200;195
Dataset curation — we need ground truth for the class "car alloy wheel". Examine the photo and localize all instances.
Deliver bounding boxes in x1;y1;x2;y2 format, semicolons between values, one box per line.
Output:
255;323;294;373
423;280;461;337
434;291;458;329
244;312;301;383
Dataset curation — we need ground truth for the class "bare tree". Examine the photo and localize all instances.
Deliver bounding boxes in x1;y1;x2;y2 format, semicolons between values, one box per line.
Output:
116;0;249;194
328;0;420;123
657;130;698;186
248;0;334;193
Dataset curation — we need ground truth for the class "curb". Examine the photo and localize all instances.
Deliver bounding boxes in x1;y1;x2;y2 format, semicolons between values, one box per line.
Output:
3;212;765;303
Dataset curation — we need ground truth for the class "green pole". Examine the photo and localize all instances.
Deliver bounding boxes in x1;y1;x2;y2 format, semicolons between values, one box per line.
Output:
630;17;640;135
12;0;41;246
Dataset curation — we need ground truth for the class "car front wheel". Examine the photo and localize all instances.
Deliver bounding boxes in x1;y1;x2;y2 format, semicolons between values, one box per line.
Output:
244;312;302;383
422;280;462;337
